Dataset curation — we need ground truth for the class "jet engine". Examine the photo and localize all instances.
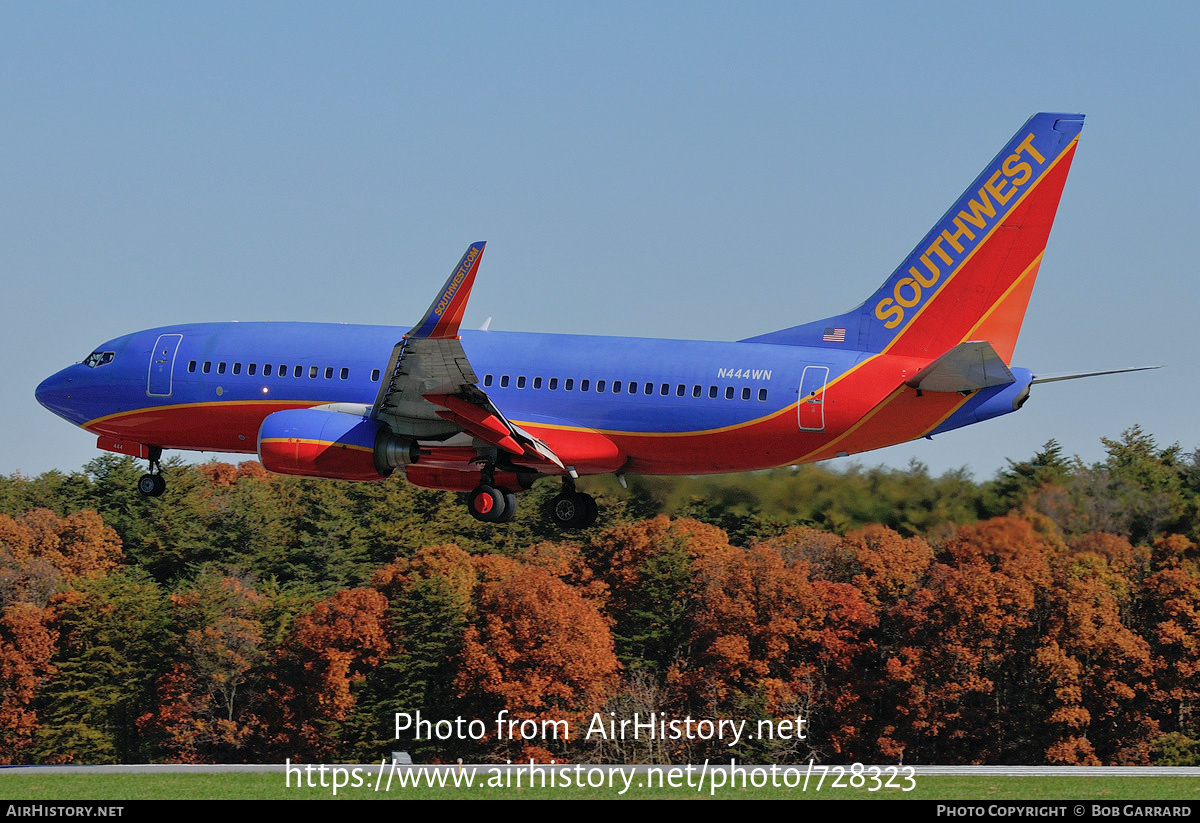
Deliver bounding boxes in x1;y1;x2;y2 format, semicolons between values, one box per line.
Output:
257;408;417;481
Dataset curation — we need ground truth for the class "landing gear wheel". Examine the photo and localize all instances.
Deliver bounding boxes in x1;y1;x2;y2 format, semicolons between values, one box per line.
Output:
496;490;518;523
577;492;598;528
138;473;166;498
547;491;597;529
468;485;507;523
137;446;166;497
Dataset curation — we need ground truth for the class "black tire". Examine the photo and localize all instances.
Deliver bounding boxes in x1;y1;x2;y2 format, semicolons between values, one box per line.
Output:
576;492;598;528
138;474;159;497
150;474;167;497
496;490;518;523
548;492;582;528
468;485;506;523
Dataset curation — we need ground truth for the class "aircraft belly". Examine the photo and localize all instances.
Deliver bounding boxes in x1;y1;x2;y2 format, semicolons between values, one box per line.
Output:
84;400;313;454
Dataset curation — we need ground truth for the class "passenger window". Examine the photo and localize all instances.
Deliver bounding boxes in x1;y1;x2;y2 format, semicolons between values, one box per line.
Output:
565;378;574;391
693;385;701;398
661;384;669;396
676;384;685;397
202;361;211;374
640;382;649;395
758;388;768;401
188;361;197;373
725;387;734;400
279;366;287;378
742;387;751;400
501;375;510;388
709;386;717;398
533;377;542;389
549;378;558;390
595;380;605;392
233;363;242;375
484;374;493;387
324;367;333;379
294;365;303;378
581;379;590;391
371;369;381;381
629;382;637;394
264;364;273;376
340;368;349;380
309;366;318;379
613;381;622;393
517;376;526;389
217;362;226;375
249;364;257;376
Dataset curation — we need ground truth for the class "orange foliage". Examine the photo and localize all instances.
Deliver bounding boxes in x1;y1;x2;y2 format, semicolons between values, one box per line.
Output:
455;554;619;759
197;462;239;486
0;509;122;584
0;603;57;763
842;524;934;608
265;588;390;759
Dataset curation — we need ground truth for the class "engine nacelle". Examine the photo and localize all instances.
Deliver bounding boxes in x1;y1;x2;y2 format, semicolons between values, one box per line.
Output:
257;408;416;481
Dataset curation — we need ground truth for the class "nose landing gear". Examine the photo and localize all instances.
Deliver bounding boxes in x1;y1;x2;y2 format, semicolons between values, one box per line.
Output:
137;447;167;498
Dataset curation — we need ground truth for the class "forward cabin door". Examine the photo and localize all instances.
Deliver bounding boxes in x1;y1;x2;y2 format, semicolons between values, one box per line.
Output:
147;334;183;397
797;365;829;431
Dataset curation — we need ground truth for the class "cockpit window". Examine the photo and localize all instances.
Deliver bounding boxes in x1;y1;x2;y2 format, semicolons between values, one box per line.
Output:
83;351;115;368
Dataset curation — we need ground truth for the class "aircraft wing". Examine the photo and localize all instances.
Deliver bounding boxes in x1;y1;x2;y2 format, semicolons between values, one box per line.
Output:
369;243;566;470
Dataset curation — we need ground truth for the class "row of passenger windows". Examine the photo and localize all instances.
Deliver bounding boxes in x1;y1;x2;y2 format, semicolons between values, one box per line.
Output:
482;374;769;402
187;360;382;382
182;358;767;402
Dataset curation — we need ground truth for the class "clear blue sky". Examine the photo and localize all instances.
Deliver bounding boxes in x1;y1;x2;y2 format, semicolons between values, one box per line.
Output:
4;2;1196;481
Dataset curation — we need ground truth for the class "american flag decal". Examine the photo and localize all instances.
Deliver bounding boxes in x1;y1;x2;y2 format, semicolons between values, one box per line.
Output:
822;327;846;343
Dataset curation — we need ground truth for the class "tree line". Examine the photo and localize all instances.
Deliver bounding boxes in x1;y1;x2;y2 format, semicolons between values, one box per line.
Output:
2;426;1199;765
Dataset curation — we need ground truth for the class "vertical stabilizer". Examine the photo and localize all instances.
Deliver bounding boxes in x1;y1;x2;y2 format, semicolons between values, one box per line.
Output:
742;113;1084;363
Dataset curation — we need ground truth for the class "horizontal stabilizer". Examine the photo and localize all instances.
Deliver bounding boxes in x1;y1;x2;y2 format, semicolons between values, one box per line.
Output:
905;341;1015;393
1031;365;1162;385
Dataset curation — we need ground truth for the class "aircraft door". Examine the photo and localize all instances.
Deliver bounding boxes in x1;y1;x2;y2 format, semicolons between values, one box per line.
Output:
147;333;183;397
798;366;829;431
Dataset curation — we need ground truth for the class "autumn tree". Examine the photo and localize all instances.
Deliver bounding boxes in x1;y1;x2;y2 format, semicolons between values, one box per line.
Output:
260;587;390;760
138;572;269;762
455;553;619;762
0;603;57;763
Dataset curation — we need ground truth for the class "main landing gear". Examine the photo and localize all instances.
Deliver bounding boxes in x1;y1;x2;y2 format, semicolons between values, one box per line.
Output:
467;483;518;524
545;477;598;530
464;465;598;529
137;446;167;498
467;460;517;524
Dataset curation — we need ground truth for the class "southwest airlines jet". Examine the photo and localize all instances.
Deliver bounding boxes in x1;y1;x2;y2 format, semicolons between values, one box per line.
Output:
36;113;1147;528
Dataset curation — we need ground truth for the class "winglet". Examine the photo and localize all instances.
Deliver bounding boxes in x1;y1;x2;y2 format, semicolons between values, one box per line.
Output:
410;242;486;339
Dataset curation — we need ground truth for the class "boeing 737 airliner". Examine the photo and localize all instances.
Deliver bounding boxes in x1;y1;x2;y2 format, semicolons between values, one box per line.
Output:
36;112;1149;528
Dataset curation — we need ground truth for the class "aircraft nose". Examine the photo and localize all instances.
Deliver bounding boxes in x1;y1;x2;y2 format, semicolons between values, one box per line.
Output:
36;368;81;422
